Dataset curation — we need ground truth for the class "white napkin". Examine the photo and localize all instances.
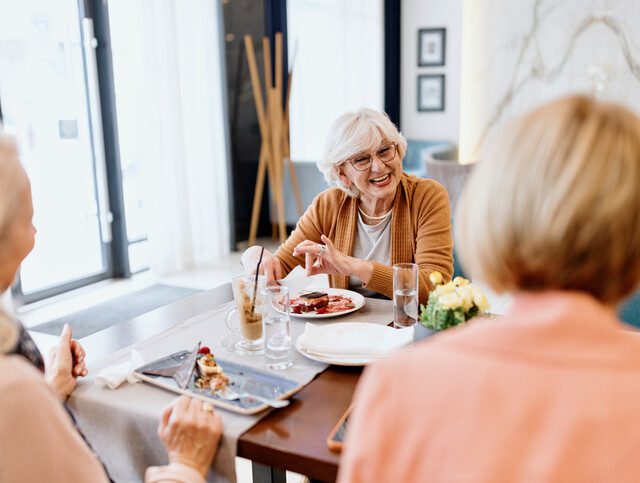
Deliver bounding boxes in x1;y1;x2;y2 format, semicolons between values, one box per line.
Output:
277;265;327;292
94;350;145;389
297;322;413;358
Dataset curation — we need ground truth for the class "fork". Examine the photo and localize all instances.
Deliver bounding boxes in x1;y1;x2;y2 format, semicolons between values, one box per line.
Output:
216;389;290;408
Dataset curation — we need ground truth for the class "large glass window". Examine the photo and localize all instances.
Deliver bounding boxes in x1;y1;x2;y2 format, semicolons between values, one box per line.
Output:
0;0;112;299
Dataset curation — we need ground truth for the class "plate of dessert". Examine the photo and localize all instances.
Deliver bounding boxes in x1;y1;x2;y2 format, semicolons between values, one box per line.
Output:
134;345;303;415
289;288;365;319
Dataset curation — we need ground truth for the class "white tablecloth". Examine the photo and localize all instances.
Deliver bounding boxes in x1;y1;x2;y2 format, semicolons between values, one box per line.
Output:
68;297;394;482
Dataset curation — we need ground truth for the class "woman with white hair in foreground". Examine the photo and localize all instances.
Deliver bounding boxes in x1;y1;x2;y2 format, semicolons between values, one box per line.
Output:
338;95;640;482
0;136;222;482
243;108;453;302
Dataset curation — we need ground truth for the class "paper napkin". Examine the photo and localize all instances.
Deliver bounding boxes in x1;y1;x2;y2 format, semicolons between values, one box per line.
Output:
277;265;328;292
94;350;145;389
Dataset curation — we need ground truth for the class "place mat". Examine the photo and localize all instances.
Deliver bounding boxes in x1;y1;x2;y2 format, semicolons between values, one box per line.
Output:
68;297;394;482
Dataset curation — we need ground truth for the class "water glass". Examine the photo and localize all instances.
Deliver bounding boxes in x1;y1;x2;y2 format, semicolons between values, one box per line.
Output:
261;286;293;370
393;263;419;328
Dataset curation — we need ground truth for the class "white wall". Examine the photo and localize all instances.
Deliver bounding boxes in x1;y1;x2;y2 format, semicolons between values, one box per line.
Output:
401;0;462;142
460;0;640;162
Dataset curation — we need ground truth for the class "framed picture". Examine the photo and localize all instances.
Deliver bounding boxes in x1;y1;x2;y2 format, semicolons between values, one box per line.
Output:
417;74;445;112
418;28;446;67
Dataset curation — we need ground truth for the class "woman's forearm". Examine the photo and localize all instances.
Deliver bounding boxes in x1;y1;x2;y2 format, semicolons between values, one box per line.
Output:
348;257;374;284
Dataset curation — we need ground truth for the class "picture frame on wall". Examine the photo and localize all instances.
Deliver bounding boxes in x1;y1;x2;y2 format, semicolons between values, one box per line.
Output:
418;27;446;67
417;74;445;112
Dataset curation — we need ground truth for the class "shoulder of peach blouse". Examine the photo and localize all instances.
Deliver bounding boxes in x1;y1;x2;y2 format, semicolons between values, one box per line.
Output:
0;353;45;387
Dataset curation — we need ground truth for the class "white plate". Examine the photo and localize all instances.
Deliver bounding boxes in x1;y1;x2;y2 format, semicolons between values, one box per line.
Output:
289;288;365;319
294;322;414;366
295;336;383;366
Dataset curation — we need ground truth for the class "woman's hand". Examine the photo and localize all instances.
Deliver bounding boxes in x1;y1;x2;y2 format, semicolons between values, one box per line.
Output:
45;324;88;400
293;235;373;283
241;246;283;285
158;396;222;477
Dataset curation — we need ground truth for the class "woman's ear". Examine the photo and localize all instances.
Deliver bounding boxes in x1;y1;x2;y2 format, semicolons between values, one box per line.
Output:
335;165;352;187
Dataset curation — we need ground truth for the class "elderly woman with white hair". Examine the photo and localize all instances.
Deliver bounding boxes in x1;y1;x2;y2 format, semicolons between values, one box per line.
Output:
0;136;222;482
243;109;453;302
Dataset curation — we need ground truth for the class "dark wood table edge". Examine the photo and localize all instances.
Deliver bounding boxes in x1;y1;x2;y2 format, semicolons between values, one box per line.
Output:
238;365;362;482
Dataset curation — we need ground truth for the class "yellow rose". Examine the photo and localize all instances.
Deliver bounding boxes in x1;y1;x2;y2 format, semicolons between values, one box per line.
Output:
458;287;474;312
473;292;490;312
453;276;470;287
429;271;443;286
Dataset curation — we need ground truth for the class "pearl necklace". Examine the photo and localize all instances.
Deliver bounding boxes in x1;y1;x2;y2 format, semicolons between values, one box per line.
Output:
358;206;393;221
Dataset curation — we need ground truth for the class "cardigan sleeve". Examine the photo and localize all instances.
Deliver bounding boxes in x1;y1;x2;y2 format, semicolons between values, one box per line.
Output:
364;180;453;303
274;191;329;275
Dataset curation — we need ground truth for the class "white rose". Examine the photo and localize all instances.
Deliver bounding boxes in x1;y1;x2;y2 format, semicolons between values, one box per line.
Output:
473;292;489;312
439;292;462;310
435;282;456;295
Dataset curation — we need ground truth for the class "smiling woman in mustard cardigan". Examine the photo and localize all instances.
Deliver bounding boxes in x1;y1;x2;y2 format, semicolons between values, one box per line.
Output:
242;109;453;302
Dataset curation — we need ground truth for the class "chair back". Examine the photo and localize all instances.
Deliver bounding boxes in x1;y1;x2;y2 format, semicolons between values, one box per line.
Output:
424;147;474;214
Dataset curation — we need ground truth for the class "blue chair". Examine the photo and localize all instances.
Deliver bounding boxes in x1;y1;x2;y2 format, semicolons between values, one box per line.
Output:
619;290;640;329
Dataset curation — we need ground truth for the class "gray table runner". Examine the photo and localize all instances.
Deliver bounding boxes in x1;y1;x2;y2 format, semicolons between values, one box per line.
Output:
68;297;394;482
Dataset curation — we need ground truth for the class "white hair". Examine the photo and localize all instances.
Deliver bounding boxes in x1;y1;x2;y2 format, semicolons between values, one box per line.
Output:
318;108;407;197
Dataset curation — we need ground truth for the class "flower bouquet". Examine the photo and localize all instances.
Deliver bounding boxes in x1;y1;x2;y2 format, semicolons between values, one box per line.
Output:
416;272;490;338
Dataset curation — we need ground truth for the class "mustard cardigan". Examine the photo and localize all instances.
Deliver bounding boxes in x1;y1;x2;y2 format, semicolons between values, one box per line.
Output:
275;173;453;303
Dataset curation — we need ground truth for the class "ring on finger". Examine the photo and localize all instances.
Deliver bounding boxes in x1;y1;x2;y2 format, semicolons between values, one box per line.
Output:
318;245;327;256
201;402;215;413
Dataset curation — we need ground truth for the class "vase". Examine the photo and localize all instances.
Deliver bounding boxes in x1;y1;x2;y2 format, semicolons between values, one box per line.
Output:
413;323;438;342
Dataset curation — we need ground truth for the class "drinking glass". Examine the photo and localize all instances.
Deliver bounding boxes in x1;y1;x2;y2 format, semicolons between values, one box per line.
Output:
261;286;293;370
224;274;266;354
393;263;419;328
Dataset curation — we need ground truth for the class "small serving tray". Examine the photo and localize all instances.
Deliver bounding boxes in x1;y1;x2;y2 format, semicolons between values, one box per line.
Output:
134;350;302;415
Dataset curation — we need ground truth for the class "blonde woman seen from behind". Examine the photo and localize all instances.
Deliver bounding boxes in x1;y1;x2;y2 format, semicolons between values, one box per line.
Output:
339;96;640;482
0;135;222;483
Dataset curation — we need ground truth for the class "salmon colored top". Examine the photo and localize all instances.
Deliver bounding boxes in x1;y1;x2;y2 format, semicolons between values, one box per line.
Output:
0;355;205;483
275;173;454;302
339;291;640;483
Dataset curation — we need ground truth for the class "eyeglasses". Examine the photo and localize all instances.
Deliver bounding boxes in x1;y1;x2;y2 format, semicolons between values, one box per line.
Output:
346;143;398;171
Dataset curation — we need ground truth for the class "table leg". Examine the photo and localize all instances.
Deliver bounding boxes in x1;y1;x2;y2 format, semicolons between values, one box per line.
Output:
251;462;287;483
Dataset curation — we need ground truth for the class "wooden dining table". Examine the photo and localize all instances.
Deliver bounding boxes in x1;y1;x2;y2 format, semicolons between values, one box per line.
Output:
60;284;370;483
239;364;362;482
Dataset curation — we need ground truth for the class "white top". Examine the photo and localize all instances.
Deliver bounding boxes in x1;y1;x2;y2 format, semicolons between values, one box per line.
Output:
349;212;392;298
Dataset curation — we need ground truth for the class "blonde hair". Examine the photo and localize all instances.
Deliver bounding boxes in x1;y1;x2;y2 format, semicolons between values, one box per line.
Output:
0;135;28;243
319;108;407;196
456;95;640;304
0;309;19;354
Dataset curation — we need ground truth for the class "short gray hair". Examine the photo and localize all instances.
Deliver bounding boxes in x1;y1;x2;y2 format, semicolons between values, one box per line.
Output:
318;108;407;196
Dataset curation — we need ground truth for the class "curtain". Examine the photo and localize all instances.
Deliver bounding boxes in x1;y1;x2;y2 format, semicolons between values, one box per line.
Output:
287;0;384;163
109;0;230;275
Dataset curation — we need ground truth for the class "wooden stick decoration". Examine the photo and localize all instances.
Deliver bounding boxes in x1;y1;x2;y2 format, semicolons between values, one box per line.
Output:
244;33;300;246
